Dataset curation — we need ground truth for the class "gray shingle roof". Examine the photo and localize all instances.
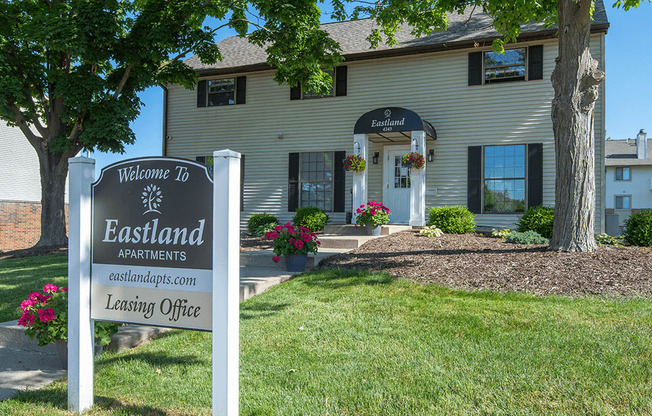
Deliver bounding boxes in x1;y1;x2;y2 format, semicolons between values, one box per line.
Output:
605;139;652;166
187;1;608;73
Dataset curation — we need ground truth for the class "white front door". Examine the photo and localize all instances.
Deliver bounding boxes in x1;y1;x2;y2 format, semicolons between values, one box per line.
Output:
384;146;411;224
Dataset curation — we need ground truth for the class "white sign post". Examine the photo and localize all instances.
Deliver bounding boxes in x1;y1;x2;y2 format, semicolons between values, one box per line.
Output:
68;150;240;415
68;156;95;413
212;150;240;416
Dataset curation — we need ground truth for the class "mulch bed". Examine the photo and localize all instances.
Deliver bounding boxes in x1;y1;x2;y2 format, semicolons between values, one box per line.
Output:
240;235;273;251
318;230;652;298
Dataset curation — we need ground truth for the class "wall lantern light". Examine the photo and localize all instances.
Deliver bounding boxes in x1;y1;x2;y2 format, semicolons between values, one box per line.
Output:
372;152;379;164
428;149;435;162
354;141;361;155
278;133;285;140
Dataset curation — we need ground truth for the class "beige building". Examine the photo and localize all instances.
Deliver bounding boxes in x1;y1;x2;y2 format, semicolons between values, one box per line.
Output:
165;4;609;231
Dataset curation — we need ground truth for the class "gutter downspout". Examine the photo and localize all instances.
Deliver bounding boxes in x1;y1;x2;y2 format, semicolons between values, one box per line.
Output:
161;84;169;156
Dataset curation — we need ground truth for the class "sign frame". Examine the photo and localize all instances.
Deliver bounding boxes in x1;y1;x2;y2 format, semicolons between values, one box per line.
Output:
68;150;240;416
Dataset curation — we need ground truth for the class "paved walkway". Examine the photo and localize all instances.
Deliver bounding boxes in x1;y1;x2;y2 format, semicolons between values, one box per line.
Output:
0;249;351;401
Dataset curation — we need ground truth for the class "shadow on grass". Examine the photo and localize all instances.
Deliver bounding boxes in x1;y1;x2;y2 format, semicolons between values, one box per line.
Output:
94;396;171;415
98;350;205;367
303;268;394;289
240;301;290;320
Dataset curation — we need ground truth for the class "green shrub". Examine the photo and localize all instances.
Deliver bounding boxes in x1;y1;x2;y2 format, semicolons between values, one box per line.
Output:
595;233;625;247
247;213;278;235
419;225;444;237
253;222;278;237
505;230;549;245
491;229;513;238
427;206;476;234
517;206;554;239
292;206;329;232
623;212;652;247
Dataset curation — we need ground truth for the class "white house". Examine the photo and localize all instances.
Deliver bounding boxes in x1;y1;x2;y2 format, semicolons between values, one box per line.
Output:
164;3;608;232
604;130;651;234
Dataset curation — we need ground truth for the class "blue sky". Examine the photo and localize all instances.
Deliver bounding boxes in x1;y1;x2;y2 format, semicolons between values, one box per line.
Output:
92;3;652;171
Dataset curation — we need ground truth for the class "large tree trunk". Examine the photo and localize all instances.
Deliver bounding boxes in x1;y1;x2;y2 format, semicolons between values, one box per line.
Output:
549;0;604;252
35;148;70;247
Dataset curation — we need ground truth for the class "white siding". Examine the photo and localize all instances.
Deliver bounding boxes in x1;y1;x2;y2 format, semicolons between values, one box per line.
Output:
167;35;606;232
0;123;42;202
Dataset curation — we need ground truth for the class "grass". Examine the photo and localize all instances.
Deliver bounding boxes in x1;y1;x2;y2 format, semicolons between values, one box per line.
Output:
1;258;652;415
0;253;68;323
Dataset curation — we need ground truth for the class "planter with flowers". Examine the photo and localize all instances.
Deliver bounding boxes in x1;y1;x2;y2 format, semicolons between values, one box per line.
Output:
355;201;391;236
343;154;367;173
265;223;320;272
18;284;119;369
402;152;425;171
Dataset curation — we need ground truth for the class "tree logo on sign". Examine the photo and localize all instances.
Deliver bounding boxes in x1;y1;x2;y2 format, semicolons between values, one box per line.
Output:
141;184;162;215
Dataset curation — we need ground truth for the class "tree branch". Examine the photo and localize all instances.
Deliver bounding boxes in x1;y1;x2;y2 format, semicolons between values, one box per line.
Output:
5;103;43;151
113;64;133;98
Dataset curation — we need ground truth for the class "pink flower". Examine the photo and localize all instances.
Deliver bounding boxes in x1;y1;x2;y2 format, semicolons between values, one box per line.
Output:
38;308;56;323
264;232;272;239
370;209;377;216
60;287;68;293
17;311;34;327
28;292;48;304
43;284;58;293
360;205;365;208
270;232;279;239
275;225;282;232
289;237;295;244
294;240;304;250
272;256;280;263
20;299;33;312
356;208;362;214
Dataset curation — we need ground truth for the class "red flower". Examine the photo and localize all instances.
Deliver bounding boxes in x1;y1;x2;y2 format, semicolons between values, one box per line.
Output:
17;311;35;327
20;300;33;312
60;287;68;293
272;256;280;263
294;240;304;250
43;284;58;293
370;209;377;215
38;308;56;323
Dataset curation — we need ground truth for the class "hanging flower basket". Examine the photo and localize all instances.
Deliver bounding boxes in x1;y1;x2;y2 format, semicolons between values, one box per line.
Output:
343;154;367;173
402;152;425;170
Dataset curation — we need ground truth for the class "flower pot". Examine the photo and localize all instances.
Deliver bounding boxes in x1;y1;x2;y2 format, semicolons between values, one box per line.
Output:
364;224;382;236
54;339;105;370
55;339;68;370
285;253;308;272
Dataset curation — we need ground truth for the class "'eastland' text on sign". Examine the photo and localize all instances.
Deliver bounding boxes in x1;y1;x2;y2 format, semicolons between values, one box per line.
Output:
91;158;213;330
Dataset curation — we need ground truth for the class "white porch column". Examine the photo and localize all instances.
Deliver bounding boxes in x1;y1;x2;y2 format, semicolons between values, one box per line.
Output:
352;133;368;222
409;130;426;226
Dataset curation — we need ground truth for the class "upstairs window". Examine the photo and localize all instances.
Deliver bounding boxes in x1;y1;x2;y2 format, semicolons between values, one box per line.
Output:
615;167;631;181
290;66;347;100
301;69;335;99
208;79;235;106
484;48;526;83
197;76;246;107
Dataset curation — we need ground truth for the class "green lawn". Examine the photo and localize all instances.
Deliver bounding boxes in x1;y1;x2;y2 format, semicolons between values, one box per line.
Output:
0;254;68;323
1;258;651;415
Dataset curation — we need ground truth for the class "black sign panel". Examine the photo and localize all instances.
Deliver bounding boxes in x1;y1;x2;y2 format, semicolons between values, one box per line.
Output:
92;158;213;270
354;107;436;138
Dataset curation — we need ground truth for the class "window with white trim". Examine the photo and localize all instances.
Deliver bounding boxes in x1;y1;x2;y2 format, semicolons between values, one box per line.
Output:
300;152;334;211
301;69;335;99
484;48;526;84
208;78;235;106
484;144;526;213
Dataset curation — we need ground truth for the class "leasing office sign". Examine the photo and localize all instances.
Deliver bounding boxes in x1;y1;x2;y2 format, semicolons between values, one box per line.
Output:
91;158;213;330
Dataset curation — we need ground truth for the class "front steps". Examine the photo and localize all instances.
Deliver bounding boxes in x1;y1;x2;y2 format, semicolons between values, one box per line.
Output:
318;224;413;249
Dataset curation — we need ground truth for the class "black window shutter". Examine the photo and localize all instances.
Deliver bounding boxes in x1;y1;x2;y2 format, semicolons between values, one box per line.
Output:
196;156;206;164
290;84;301;100
528;45;544;81
335;66;347;97
468;52;483;86
468;146;482;213
288;153;300;211
197;80;207;107
527;143;543;208
236;76;246;104
240;154;245;211
333;151;346;212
